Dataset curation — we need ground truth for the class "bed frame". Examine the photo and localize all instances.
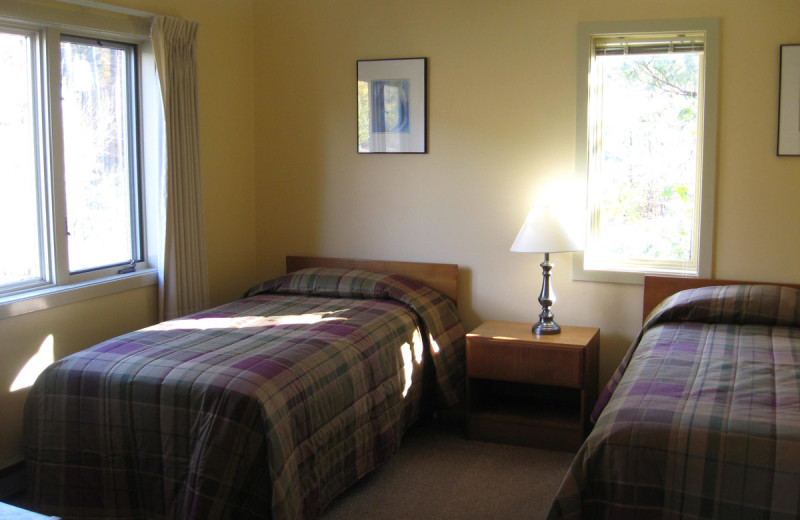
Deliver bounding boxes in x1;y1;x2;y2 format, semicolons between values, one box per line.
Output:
286;256;459;304
643;275;800;321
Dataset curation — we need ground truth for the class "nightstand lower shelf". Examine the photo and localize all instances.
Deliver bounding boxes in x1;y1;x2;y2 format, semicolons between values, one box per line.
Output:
467;379;584;451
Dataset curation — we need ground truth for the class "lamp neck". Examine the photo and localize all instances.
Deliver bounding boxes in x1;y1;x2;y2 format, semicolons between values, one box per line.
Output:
539;253;554;305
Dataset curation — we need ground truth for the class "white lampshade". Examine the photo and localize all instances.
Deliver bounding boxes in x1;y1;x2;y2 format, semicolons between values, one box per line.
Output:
510;204;584;253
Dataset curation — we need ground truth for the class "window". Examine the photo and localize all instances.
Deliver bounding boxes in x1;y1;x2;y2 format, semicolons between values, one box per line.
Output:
0;2;159;314
61;36;141;275
0;29;42;292
573;19;719;283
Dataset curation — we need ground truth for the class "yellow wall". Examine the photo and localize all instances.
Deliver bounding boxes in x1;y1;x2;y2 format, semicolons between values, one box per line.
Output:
2;0;800;468
252;0;800;390
0;0;256;467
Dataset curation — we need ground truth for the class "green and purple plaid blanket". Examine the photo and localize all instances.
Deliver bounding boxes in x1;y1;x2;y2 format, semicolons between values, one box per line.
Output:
25;268;465;520
548;284;800;520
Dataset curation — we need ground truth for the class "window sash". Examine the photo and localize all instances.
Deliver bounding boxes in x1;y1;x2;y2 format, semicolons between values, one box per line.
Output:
59;35;143;275
0;27;51;294
585;40;706;276
573;19;719;285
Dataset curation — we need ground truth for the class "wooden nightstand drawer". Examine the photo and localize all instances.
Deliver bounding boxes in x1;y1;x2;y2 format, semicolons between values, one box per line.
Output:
467;337;583;387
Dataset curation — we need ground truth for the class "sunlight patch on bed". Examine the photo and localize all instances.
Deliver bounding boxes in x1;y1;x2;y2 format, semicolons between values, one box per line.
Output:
147;312;348;331
400;329;425;398
11;334;54;392
428;333;440;354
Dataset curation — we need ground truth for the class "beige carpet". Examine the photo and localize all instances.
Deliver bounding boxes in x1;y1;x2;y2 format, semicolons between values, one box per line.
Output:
320;415;575;520
7;415;575;519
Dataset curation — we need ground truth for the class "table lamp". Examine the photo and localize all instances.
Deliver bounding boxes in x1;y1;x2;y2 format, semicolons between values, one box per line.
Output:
510;204;584;335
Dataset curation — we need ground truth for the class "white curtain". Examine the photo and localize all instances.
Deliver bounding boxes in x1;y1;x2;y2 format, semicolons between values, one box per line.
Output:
151;16;210;321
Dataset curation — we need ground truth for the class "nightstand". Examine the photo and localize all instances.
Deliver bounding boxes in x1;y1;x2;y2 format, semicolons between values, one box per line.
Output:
466;320;599;451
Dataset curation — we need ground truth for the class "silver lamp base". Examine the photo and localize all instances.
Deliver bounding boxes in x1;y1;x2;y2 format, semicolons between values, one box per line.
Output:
532;318;561;335
532;252;561;335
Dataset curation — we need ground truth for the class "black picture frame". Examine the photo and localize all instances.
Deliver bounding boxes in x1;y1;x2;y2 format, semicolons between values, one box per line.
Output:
778;44;800;156
357;58;427;153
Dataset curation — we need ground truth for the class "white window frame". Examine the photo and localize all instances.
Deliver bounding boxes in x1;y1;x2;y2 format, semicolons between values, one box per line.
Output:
0;0;160;319
572;18;719;285
58;34;143;280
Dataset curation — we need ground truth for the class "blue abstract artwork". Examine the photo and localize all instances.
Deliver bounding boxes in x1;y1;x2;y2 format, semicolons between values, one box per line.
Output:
371;79;410;133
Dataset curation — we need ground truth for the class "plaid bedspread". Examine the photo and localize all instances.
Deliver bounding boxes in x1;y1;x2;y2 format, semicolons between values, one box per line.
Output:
24;268;465;520
547;284;800;520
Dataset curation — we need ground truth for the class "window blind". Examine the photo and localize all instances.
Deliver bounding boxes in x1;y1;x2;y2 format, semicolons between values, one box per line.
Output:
594;33;705;56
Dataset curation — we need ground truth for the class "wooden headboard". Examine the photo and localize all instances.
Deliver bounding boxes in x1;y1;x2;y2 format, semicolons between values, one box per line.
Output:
643;276;800;322
285;256;459;304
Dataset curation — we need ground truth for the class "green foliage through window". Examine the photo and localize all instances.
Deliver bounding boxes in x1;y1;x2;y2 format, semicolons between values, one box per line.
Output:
587;42;703;270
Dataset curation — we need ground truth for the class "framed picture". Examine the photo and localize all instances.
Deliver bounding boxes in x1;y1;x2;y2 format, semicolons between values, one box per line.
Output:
357;58;427;153
778;44;800;156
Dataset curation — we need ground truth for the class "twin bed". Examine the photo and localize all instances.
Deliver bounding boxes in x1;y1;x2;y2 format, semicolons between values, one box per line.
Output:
24;257;465;520
548;276;800;520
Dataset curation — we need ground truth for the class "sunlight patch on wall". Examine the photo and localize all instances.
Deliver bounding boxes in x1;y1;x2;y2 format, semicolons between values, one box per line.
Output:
10;334;54;392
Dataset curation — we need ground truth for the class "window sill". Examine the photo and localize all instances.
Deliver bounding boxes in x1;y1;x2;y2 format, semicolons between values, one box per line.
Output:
571;252;709;284
572;253;645;285
0;268;158;320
